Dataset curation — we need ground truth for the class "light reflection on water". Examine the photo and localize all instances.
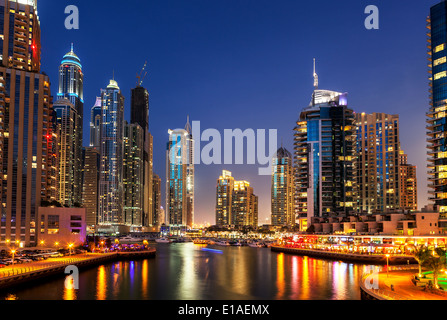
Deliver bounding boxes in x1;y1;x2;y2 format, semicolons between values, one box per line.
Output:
0;243;372;300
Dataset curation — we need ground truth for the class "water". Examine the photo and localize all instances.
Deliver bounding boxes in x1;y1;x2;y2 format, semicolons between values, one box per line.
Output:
0;243;373;300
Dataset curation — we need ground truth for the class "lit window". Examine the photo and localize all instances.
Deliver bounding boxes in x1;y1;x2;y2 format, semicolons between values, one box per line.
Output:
434;71;447;80
435;44;445;53
434;56;447;66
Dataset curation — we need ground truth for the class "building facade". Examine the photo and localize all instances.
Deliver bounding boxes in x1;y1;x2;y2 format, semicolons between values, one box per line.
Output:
294;88;356;224
399;150;418;211
82;146;99;232
123;121;144;228
57;44;83;206
216;170;234;226
131;85;153;228
166;119;194;233
152;173;161;228
0;0;57;247
53;98;79;207
355;113;401;214
90;97;101;148
271;147;295;226
428;1;447;214
215;171;258;228
98;79;124;230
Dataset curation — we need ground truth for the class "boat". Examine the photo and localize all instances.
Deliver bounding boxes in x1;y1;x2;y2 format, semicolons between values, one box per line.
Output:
215;240;231;246
155;237;172;244
248;242;264;248
119;236;142;243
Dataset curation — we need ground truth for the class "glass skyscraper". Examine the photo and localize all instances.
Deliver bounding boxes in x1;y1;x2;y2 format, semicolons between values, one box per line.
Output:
428;1;447;213
166;118;194;233
294;86;356;227
57;44;83;205
90;97;101;148
98;79;124;230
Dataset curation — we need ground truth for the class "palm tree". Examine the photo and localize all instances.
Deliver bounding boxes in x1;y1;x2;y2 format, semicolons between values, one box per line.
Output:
412;245;430;277
423;248;447;289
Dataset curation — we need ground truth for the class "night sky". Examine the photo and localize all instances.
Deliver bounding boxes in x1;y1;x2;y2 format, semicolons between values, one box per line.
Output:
37;0;439;225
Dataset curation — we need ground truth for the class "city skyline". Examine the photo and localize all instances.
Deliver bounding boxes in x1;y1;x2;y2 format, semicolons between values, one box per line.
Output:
36;0;439;225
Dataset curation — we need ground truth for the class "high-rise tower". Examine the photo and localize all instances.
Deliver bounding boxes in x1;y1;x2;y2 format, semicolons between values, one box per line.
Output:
98;79;124;231
428;1;447;213
294;63;356;228
166;118;194;234
0;0;57;247
57;44;83;205
355;113;401;213
271;147;295;226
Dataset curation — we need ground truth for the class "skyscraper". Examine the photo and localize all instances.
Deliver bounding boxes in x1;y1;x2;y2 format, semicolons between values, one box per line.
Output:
0;0;57;247
123;121;144;228
231;181;258;228
131;85;153;228
82;147;100;232
216;170;234;226
271;147;295;226
53;98;79;207
355;113;400;213
57;44;83;206
428;1;447;214
98;79;124;232
166;118;194;234
294;64;356;229
152;173;161;227
90;97;101;148
399;150;418;211
215;171;258;228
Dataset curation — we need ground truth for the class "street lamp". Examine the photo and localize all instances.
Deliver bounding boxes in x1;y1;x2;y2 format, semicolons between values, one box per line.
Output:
11;249;16;269
40;240;45;247
386;254;390;278
55;242;60;251
68;243;74;256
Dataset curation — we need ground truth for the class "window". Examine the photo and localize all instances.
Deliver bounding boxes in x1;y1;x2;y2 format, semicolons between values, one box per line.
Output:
434;56;447;66
435;44;445;53
47;215;59;235
434;71;447;80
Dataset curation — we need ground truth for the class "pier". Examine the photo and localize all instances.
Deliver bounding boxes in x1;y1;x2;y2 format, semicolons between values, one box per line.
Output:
0;249;156;290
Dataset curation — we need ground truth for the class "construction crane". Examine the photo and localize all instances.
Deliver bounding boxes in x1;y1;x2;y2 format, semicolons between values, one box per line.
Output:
136;61;148;87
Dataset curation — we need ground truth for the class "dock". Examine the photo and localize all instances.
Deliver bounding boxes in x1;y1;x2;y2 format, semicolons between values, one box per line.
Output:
0;249;156;290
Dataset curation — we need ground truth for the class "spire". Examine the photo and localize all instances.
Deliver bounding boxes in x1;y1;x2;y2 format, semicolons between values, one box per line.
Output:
185;115;192;134
313;58;319;90
71;43;74;53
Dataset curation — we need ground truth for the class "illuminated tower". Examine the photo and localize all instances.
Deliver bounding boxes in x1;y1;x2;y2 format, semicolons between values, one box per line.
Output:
294;61;356;228
216;170;234;226
53;98;79;207
123;121;144;228
166;118;194;234
57;44;83;205
98;79;124;230
427;1;447;213
0;0;56;247
399;150;418;211
271;147;295;226
355;113;400;213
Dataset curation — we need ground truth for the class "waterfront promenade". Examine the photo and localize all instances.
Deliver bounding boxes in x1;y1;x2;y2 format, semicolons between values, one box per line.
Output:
0;249;156;290
360;266;447;300
271;246;417;265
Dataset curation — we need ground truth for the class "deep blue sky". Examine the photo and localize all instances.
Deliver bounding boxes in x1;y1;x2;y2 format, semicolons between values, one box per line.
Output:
37;0;438;225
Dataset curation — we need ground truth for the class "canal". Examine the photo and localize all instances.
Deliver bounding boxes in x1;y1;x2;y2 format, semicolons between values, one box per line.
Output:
0;243;375;300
